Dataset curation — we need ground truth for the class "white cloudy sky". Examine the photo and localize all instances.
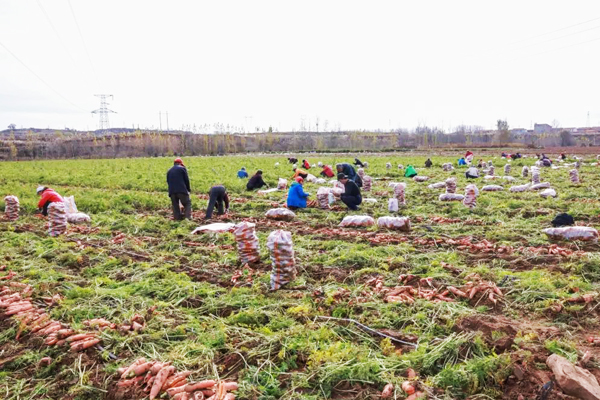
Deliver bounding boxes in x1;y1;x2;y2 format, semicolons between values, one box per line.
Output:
1;0;600;132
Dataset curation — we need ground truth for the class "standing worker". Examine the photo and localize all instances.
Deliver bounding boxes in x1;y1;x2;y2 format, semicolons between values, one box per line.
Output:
286;177;310;210
166;158;192;221
205;185;230;219
237;167;248;178
246;170;267;191
37;186;63;216
337;173;362;210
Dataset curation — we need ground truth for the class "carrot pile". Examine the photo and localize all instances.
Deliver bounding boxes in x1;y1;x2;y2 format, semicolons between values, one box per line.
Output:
519;244;584;257
83;312;146;334
231;264;255;286
115;357;238;400
0;272;101;352
381;369;425;400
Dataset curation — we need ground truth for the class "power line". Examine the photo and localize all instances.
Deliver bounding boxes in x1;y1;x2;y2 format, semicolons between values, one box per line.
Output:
507;34;600;63
508;16;600;46
0;41;86;112
67;0;101;89
509;23;600;53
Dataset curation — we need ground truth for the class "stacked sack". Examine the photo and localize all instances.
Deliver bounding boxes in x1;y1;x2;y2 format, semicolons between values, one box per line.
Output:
442;163;454;172
569;169;579;183
377;216;410;232
357;168;372;191
48;202;67;237
4;196;19;221
445;178;457;194
397;164;404;170
394;182;406;206
463;184;478;209
386;162;392;170
522;166;529;178
317;187;331;209
504;164;511;175
265;208;296;222
488;166;495;176
233;222;260;264
531;167;541;184
267;230;297;290
277;178;288;190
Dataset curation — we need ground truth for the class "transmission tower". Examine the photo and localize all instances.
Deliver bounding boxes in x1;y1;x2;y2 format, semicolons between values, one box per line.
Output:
92;94;116;131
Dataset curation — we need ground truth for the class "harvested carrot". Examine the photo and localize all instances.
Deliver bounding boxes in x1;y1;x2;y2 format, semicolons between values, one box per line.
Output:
126;361;155;378
144;376;156;392
56;329;75;339
222;382;238;391
185;380;217;392
381;383;394;398
166;384;187;397
401;381;415;395
149;361;169;375
6;304;33;315
201;389;215;397
70;338;100;352
162;371;191;390
66;333;96;342
407;368;416;379
150;365;175;399
55;339;66;346
192;391;205;400
173;392;190;400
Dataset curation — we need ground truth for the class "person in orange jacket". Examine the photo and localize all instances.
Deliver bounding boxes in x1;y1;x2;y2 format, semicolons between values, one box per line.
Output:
37;186;64;216
292;167;309;180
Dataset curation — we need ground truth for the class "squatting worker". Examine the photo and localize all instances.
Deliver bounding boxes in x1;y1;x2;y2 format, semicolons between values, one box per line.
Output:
166;157;192;220
246;170;267;191
205;185;229;219
292;167;309;180
336;163;357;182
286;176;309;210
425;158;433;168
337;173;362;211
237;167;248;178
465;166;479;179
37;186;64;216
320;164;335;178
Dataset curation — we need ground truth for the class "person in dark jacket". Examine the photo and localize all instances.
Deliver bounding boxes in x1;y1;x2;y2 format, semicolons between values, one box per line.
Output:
424;158;433;168
288;157;298;164
237;167;248;178
167;158;191;220
354;158;365;168
336;163;357;182
205;185;229;219
286;177;310;210
37;186;64;216
338;173;362;210
246;170;267;190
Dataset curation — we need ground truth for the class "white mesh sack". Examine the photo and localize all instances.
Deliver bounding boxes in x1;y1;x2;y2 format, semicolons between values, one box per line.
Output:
317;187;331;209
233;222;261;264
386;162;392;169
543;227;599;242
48;202;67;237
265;208;296;221
463;184;478;209
393;182;406;205
428;182;446;189
530;182;551;190
305;174;317;183
439;193;465;202
509;183;531;192
388;198;398;212
445;178;457;194
267;230;297;290
540;188;557;198
339;215;375;227
569;169;579;183
413;176;429;182
504;164;511;175
522;166;529;178
3;195;19;221
277;178;288;190
481;185;504;191
67;212;91;224
377;216;410;232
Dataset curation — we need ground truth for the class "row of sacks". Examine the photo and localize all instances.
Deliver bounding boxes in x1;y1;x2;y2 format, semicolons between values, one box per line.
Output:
191;222;296;290
338;215;410;231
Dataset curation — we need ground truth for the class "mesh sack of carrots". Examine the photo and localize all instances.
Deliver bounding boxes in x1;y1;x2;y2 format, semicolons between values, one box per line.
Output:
265;208;296;221
233;222;260;264
267;230;296;291
393;182;406;205
4;195;19;221
377;216;410;232
570;169;579;183
463;184;477;209
48;202;67;237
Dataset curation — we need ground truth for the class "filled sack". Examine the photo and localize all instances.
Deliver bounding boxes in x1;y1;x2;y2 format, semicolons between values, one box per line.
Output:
339;215;375;227
266;208;296;221
377;216;410;232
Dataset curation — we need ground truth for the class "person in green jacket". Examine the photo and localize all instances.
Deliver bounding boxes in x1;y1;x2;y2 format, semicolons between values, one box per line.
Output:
404;165;417;178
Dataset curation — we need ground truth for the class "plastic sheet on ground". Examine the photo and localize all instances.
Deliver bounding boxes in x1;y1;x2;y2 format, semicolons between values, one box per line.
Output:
377;216;410;231
439;193;465;202
265;208;296;221
3;195;19;221
258;188;280;195
233;222;261;264
267;230;297;290
67;212;91;224
192;222;236;234
481;185;504;191
339;215;376;227
48;202;67;237
543;227;599;242
540;188;557;198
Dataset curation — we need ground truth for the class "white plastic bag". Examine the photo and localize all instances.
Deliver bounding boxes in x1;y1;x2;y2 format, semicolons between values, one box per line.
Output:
328;192;335;205
306;174;317;183
363;198;378;204
315;178;327;184
3;195;19;221
428;182;446;189
63;196;79;214
267;230;296;290
439;193;465;202
530;182;551;190
339;215;375;227
481;185;504;191
386;162;392;169
540;188;557;198
192;222;235;234
66;212;91;224
388;198;399;212
277;178;288;190
265;208;296;221
543;227;599;242
48;202;67;237
413;176;429;182
257;188;279;195
377;216;410;232
510;183;531;192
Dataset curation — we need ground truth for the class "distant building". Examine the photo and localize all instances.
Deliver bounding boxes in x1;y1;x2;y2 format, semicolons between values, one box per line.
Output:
534;123;553;134
510;128;528;135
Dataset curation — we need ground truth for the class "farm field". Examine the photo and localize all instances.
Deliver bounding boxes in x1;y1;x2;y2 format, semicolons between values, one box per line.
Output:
1;153;600;400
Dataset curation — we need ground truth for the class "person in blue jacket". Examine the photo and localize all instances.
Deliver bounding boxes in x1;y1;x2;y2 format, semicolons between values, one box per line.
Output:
458;157;467;166
237;167;248;178
286;176;310;210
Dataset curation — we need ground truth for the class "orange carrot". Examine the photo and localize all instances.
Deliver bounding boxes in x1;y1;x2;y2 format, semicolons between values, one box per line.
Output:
407;368;416;379
223;394;235;400
66;333;96;342
185;380;216;392
192;391;205;400
201;390;214;397
41;323;63;335
162;371;191;389
5;304;33;315
401;381;415;395
127;361;155;378
70;338;100;352
150;365;175;399
166;384;187;397
56;329;75;339
222;382;238;391
149;361;169;375
381;383;394;398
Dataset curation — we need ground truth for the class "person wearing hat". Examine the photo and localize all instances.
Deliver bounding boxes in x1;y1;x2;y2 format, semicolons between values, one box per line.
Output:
205;184;230;219
36;186;64;216
237;167;249;179
246;170;267;191
286;176;310;210
166;158;191;220
337;173;362;211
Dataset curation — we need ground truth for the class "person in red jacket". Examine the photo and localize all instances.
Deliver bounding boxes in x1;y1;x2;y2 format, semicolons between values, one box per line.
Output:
37;186;64;216
320;164;335;178
302;159;310;169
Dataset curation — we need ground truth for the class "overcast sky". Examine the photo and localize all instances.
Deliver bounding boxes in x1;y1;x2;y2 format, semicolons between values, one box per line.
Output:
1;1;600;133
